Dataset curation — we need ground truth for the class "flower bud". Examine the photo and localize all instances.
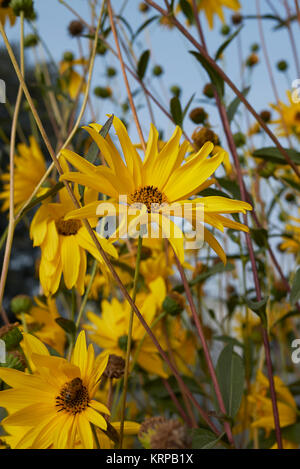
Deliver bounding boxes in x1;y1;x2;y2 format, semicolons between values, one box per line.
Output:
1;350;26;371
163;291;185;316
94;86;112;99
259;110;271;123
246;53;259;67
139;2;149;13
152;65;163;77
231;12;242;25
63;51;74;62
10;295;32;314
106;66;117;77
233;132;246;147
203;83;214;99
192;127;219;150
189;107;208;125
10;0;35;19
24;33;38;48
68;20;84;37
0;323;22;351
170;85;181;98
96;42;107;55
221;24;230;35
277;60;288;72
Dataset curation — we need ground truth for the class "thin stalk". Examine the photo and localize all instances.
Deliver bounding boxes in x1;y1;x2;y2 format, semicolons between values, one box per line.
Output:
0;11;25;324
119;235;143;448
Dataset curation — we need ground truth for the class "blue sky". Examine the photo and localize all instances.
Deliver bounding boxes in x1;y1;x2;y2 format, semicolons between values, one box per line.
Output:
2;0;299;144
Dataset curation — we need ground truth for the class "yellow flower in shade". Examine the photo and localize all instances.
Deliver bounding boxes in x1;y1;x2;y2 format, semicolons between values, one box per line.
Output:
0;331;111;449
234;370;297;439
60;116;252;264
177;0;240;29
0;136;46;212
0;1;16;27
18;296;66;356
280;211;300;254
270;91;300;139
59;58;87;100
84;293;169;378
29;182;117;296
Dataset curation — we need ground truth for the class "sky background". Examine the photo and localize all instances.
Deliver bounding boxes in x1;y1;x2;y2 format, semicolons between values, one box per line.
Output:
2;0;299;144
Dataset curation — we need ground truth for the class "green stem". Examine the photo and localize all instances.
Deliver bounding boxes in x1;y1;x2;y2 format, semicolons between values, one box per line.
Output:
118;235;143;448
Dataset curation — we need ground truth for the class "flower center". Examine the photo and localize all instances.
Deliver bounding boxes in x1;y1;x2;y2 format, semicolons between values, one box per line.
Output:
294;111;300;122
55;377;89;414
129;186;168;212
56;218;81;236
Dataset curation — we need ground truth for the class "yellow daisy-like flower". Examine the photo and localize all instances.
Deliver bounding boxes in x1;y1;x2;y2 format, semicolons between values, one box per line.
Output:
29;183;117;296
0;136;47;213
18;296;66;356
59;58;87;100
234;370;297;438
0;331;111;449
178;0;240;29
280;210;300;254
84;293;169;378
60;116;252;264
0;0;16;27
270;91;300;139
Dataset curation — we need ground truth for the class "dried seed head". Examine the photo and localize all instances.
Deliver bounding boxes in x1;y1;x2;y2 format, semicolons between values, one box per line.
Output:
68;20;84;37
150;419;192;449
103;354;125;379
192;127;219;150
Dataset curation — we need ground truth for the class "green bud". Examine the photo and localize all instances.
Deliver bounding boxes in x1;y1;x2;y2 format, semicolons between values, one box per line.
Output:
152;65;163;76
251;43;259;52
170;85;181;98
0;324;23;351
106;66;117;77
221;24;231;35
10;295;32;314
163;292;185;316
10;0;35;19
0;350;26;371
277;60;288;72
63;51;74;62
24;33;39;48
96;42;107;55
259;162;275;178
94;86;112;99
121;101;129;113
233;132;246;147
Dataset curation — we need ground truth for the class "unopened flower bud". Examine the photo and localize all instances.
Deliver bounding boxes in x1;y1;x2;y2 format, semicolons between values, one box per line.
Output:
63;51;74;62
139;2;149;13
231;12;242;25
10;0;35;19
0;323;22;351
221;24;230;35
152;65;163;76
189;107;208;124
246;53;259;67
170;85;181;98
203;83;215;99
259;110;271;123
163;291;185;316
24;33;38;48
10;295;32;314
68;20;84;37
277;60;288;72
233;132;246;147
94;86;112;99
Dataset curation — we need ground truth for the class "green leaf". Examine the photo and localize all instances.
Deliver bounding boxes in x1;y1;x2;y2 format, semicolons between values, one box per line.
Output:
190;51;224;98
179;0;194;24
132;15;160;43
55;318;76;337
246;297;268;328
282;423;300;443
191;428;225;449
137;50;150;80
252;147;300;165
215;25;243;61
227;86;250;123
170;96;183;126
174;262;235;293
215;344;245;419
290;268;300;305
250;228;268;248
85;114;114;165
182;92;195;121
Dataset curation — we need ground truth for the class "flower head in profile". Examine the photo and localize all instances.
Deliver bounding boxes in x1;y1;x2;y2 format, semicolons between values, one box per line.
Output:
59;56;87;100
270;91;300;139
0;331;111;449
177;0;240;29
0;0;16;27
0;136;46;213
60;116;252;264
30;175;117;295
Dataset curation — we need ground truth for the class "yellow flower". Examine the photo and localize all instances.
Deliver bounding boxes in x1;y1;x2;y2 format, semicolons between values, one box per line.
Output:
177;0;240;29
235;370;297;438
29;182;117;296
0;1;16;27
0;331;111;449
59;58;87;100
280;211;300;254
270;91;300;139
0;136;47;213
84;293;169;378
60;116;252;264
18;296;66;356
